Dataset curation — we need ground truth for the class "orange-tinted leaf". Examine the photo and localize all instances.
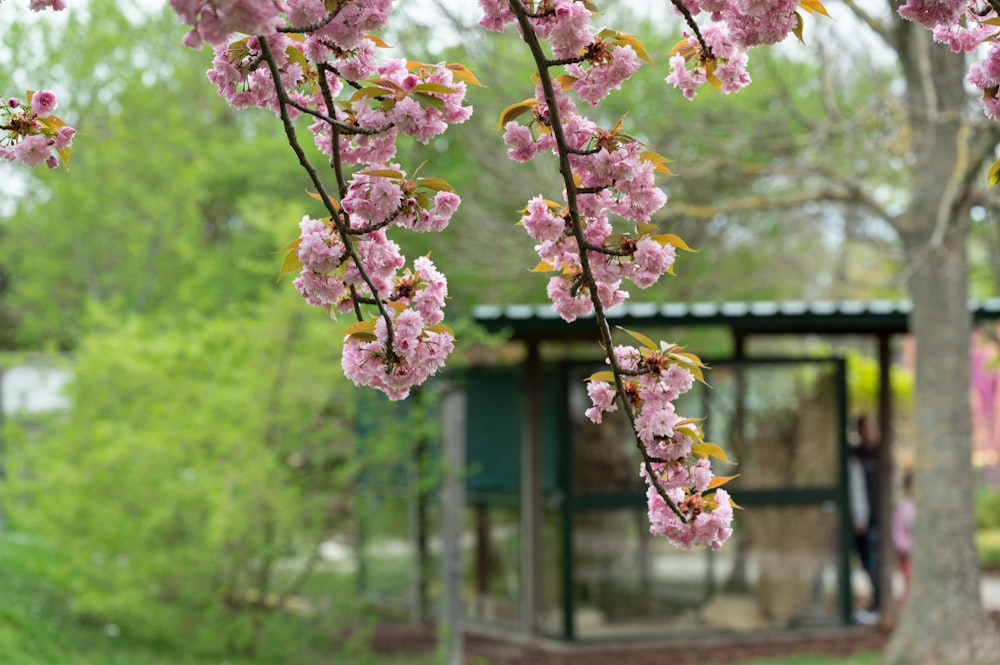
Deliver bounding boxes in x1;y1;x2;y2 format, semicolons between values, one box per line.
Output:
707;474;740;490
446;63;483;86
495;99;537;130
651;233;697;252
692;442;734;464
306;190;341;210
530;260;555;273
366;33;392;48
798;0;830;16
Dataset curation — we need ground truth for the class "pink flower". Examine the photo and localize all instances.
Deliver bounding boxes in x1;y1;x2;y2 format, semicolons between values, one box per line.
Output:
897;0;967;28
30;90;58;117
28;0;66;10
13;134;53;167
54;126;76;150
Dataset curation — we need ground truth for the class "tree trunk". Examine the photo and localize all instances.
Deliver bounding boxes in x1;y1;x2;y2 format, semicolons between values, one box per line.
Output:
884;17;1000;665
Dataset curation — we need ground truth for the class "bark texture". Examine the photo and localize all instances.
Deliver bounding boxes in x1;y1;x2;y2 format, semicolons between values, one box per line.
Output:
883;14;1000;665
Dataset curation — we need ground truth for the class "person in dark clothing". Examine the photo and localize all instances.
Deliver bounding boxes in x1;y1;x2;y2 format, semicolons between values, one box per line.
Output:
848;414;881;624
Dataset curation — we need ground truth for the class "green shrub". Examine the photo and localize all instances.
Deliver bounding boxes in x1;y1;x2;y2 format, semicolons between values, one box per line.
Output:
975;487;1000;530
3;295;362;655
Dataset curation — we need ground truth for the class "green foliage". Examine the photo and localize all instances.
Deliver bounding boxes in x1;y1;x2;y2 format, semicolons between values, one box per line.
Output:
978;528;1000;569
976;486;1000;530
846;348;913;418
0;0;310;350
3;292;361;654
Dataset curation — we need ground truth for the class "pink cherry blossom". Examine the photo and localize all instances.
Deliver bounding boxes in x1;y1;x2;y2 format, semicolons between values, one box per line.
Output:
30;90;57;117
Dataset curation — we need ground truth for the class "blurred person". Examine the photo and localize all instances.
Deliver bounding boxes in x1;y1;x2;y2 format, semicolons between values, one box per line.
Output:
848;414;881;625
892;470;915;602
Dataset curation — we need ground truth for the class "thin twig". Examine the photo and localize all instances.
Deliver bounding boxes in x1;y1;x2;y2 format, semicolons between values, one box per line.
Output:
258;34;399;365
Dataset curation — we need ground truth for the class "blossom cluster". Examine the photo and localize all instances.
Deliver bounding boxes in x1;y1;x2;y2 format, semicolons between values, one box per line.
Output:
664;0;811;99
586;342;734;550
1;90;76;168
898;1;1000;121
495;34;679;323
170;0;473;400
483;0;733;548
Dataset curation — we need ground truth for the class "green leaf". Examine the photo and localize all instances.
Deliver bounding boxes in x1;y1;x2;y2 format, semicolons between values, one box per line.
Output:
411;82;459;95
413;92;446;112
617;326;657;350
358;168;405;179
792;11;805;43
350;86;386;103
343;318;378;343
285;44;309;79
416;177;454;192
276;249;303;284
586;370;616;383
425;323;455;338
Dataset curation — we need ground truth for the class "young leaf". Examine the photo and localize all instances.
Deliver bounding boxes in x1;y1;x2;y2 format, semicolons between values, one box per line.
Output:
276;249;303;284
358;168;405;179
692;442;734;464
612;32;653;64
343;318;378;342
640;149;674;175
530;260;555;273
707;474;741;491
586;370;616;383
446;63;483;86
411;82;460;95
425;323;456;338
285;44;310;78
350;86;386;103
274;237;302;254
306;190;341;210
367;33;392;48
798;0;830;16
651;233;697;252
617;326;657;350
413;92;446;112
988;157;1000;188
495;99;536;130
416;177;454;192
792;11;806;43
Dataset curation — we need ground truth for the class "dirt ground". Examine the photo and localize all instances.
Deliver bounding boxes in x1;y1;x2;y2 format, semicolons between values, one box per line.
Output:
371;622;887;665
